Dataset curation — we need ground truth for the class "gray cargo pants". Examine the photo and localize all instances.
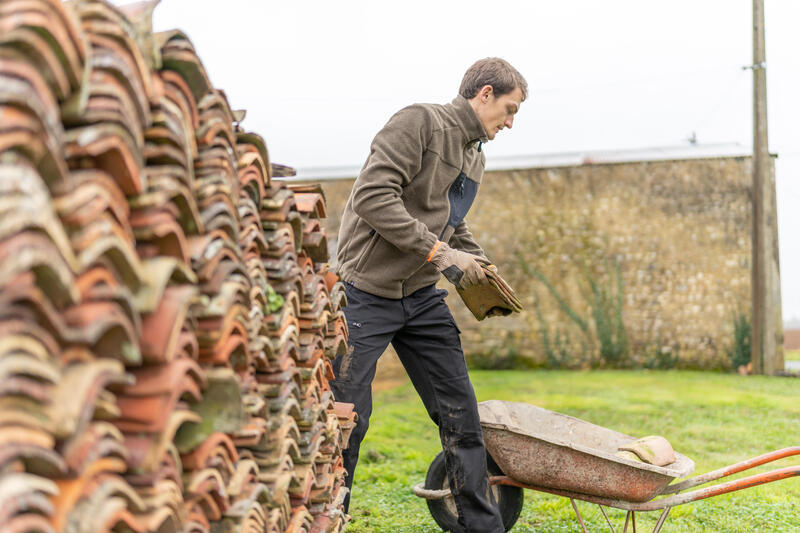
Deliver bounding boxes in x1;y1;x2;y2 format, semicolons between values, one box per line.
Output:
330;283;504;533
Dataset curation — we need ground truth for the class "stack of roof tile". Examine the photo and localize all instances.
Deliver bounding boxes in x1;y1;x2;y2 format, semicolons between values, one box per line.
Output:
0;1;355;532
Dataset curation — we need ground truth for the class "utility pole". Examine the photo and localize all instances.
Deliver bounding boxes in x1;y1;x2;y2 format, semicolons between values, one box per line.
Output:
750;0;782;374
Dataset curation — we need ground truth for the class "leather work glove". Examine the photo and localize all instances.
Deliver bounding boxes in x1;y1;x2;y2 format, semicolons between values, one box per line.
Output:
427;241;488;289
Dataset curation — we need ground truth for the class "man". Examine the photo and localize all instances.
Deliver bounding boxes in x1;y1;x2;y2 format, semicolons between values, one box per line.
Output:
332;57;527;532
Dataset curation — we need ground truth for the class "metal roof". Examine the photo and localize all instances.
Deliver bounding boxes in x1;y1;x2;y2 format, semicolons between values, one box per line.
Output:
287;143;754;182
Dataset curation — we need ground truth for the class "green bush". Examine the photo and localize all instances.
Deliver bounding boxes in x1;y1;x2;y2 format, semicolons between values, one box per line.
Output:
728;311;751;369
518;252;629;368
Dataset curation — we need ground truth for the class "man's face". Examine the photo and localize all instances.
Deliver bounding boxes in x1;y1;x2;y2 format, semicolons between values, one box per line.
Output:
473;86;524;140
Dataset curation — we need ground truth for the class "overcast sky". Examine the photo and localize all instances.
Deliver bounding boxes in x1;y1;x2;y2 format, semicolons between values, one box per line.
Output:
134;0;799;321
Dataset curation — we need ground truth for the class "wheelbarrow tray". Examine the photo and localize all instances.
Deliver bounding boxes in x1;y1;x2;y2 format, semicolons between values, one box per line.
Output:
478;400;695;503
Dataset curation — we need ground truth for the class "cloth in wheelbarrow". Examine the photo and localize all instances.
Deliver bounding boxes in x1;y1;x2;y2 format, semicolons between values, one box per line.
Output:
478;400;695;502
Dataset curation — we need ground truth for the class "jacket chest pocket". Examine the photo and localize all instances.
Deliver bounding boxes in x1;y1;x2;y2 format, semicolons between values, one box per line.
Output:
445;172;479;230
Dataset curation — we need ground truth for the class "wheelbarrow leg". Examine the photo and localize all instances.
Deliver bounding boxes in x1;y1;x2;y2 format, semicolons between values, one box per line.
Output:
622;510;636;533
598;505;616;533
570;499;588;533
652;507;671;533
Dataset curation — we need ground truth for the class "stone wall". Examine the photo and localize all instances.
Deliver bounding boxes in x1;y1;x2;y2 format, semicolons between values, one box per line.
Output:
317;156;773;369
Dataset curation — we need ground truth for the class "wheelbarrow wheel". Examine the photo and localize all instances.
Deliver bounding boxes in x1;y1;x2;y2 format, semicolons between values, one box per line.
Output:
424;450;523;532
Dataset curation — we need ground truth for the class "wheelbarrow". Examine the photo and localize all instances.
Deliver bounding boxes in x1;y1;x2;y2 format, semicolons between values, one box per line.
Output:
413;400;800;532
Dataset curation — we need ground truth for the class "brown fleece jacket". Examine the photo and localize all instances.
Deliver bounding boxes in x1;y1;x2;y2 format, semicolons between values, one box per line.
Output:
335;95;489;298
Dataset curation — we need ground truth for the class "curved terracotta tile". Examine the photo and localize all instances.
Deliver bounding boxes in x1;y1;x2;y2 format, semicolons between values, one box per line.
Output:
175;329;200;362
0;434;65;479
0;102;63;168
80;31;151;129
184;467;228;520
0;473;57;524
63;300;142;364
326;312;348;338
59;420;125;475
0;2;85;100
198;202;239;243
234;134;269;179
133;255;196;314
301;275;329;307
225;458;260;501
130;207;190;263
0;320;60;366
263;225;294;250
266;396;302;429
3;513;57;533
60;473;145;532
159;70;199;134
228;411;264;444
48;359;130;439
297;335;325;367
323;336;347;365
124;409;200;475
49;457;126;530
285;505;313;533
238;223;269;259
139;285;196;363
263;250;301;281
68;206;136;258
301;232;328;265
80;69;146;150
196;114;236;153
124;357;204;397
236;148;267;203
292;193;326;220
0;53;60;128
0;375;50;404
115;361;203;433
187;230;240;267
264;304;298;333
197;298;247;339
63;123;143;195
76;264;121;299
202;278;250;320
181;432;237;473
2;0;87;73
172;368;244;454
198;88;233;122
196;144;237;178
321;270;342;296
0;350;59;388
264;416;301;453
87;501;146;533
53;169;132;238
133;479;185;531
260;188;296;223
139;168;205;235
144;126;189;169
0;232;80;307
0;70;64;167
299;359;326;395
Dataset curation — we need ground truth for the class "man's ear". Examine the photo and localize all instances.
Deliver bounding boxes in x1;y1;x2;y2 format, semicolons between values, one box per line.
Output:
478;84;494;102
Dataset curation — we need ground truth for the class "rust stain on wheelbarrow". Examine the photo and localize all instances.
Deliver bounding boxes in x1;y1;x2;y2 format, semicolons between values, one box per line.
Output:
478;400;695;503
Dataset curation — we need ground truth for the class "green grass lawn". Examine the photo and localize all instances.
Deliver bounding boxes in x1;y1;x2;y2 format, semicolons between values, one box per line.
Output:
346;370;800;532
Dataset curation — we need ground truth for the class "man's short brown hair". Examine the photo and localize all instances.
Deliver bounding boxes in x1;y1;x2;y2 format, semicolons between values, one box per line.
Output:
459;57;528;101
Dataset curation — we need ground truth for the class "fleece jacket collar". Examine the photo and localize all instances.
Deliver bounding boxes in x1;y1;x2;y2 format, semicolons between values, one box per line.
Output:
451;95;489;147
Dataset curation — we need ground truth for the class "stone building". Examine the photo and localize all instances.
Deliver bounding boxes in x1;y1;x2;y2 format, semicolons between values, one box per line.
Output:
292;144;782;370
